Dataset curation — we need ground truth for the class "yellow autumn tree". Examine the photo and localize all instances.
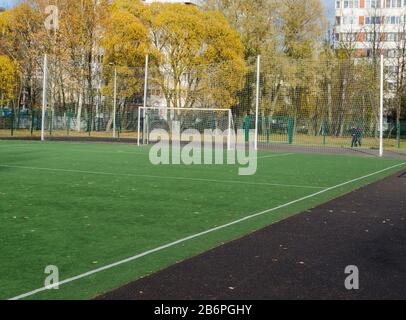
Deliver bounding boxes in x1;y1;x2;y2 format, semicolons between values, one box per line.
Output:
101;5;148;102
108;0;246;110
0;3;47;110
102;9;147;67
0;55;17;107
148;3;246;109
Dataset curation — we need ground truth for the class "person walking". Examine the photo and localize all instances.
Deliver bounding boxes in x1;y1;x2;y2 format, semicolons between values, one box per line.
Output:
356;127;362;147
351;126;358;148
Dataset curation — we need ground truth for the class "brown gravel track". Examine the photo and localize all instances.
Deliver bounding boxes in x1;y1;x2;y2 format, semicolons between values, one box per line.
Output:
96;169;406;300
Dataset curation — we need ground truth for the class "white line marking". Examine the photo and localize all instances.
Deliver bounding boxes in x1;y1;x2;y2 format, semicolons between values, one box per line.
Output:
0;144;292;158
8;161;406;300
0;164;324;189
0;144;150;154
257;153;294;159
0;147;148;155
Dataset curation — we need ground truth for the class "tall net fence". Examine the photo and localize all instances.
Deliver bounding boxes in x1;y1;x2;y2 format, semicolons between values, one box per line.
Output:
255;57;383;151
1;55;405;155
0;58;146;139
42;62;146;139
142;61;247;144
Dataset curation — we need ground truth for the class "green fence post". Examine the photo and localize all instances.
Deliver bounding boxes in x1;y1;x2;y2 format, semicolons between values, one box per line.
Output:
398;121;401;149
49;110;53;136
243;115;250;143
288;117;294;145
37;112;40;130
31;110;35;136
131;111;135;132
322;119;327;146
10;109;14;136
117;112;121;139
16;110;20;133
266;116;270;143
97;112;101;132
66;110;71;135
87;111;92;136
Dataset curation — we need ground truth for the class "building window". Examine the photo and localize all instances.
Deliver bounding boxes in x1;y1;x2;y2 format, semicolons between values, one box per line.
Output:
343;16;357;24
342;33;357;42
385;49;397;58
384;33;399;41
343;0;359;8
388;82;396;92
384;16;401;24
366;0;381;8
365;16;381;24
366;32;379;41
385;0;402;7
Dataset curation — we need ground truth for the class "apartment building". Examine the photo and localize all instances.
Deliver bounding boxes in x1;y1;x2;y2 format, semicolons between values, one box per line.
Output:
335;0;406;52
334;0;406;91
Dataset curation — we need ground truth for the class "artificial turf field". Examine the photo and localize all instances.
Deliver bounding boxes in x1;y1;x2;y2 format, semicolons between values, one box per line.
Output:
0;140;405;300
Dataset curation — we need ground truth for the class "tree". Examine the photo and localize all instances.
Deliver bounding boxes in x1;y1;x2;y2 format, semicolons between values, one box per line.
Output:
279;0;326;60
0;55;17;107
206;0;281;116
57;0;109;131
110;0;246;110
276;0;326;131
387;18;406;132
0;3;47;111
100;4;149;131
102;8;148;67
206;0;278;61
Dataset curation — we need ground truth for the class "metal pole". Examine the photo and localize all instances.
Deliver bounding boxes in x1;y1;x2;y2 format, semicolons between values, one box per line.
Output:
379;54;384;157
41;54;48;142
143;54;149;110
254;55;261;151
143;54;149;145
228;109;232;150
137;106;141;146
113;66;117;138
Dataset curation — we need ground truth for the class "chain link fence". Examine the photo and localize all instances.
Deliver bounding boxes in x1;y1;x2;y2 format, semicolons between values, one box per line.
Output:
0;55;405;154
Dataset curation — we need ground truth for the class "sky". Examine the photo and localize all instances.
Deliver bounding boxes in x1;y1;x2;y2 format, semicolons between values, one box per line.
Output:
323;0;335;22
0;0;18;9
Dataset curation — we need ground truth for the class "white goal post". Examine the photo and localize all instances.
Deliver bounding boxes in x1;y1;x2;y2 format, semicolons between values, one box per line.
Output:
137;107;233;150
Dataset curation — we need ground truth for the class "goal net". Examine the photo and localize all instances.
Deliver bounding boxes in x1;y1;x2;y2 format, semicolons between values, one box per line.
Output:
137;107;234;148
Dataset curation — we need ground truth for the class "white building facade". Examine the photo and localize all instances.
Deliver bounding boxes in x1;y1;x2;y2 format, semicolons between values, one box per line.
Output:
334;0;406;52
334;0;406;91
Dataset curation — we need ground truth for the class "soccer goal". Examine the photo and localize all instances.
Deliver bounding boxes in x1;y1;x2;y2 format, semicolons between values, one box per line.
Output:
137;107;234;149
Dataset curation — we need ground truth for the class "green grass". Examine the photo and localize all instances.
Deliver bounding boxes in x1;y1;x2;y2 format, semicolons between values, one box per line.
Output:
0;140;405;300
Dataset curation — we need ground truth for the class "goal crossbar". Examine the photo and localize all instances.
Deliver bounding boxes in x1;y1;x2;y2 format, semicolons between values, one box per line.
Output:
137;107;233;149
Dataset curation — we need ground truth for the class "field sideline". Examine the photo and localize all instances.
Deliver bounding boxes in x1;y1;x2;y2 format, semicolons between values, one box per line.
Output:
0;140;405;300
